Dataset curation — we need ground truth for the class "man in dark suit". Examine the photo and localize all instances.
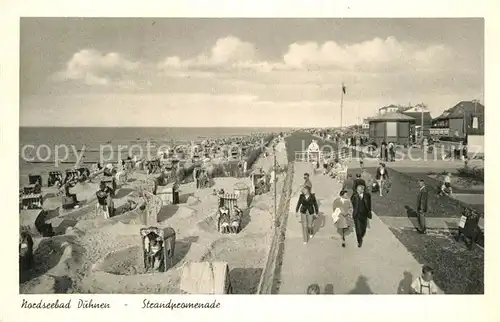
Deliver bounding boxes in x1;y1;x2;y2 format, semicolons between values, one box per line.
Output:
351;183;372;247
416;179;429;234
352;173;366;193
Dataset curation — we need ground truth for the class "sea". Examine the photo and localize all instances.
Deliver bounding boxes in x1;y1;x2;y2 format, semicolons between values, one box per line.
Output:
19;127;292;186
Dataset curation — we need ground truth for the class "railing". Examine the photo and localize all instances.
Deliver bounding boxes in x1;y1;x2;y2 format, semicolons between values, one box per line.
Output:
294;150;349;163
256;161;294;294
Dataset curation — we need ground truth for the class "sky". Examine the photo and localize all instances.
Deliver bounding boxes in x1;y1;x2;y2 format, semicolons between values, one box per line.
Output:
19;18;484;127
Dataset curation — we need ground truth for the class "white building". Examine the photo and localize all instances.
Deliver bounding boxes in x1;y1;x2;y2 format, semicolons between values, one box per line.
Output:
378;105;400;115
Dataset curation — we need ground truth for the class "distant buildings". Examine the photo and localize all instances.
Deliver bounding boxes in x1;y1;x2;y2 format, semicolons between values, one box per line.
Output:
431;100;484;138
377;103;432;138
378;104;401;114
365;100;484;144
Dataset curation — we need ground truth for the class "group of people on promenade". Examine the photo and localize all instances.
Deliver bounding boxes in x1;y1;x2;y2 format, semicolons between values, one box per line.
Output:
295;170;373;247
296;165;435;294
296;160;430;243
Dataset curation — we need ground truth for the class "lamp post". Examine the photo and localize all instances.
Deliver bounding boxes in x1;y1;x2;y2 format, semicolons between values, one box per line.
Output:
458;103;467;138
273;143;277;228
420;103;425;138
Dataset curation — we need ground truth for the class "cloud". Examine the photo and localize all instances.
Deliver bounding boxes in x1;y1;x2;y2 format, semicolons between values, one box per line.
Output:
53;49;141;86
50;36;478;107
54;36;457;87
157;36;453;75
282;37;452;72
158;36;256;70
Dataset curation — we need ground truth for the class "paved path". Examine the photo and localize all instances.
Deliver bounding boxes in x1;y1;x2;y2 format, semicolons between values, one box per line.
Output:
279;132;440;294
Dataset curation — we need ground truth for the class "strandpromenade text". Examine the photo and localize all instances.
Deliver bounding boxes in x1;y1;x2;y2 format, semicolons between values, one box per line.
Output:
20;298;221;310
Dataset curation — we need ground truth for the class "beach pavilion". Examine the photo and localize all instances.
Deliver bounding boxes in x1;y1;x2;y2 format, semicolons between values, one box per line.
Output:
368;112;415;146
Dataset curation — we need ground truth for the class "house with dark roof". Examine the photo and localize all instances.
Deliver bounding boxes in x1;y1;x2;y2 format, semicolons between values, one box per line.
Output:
431;100;484;137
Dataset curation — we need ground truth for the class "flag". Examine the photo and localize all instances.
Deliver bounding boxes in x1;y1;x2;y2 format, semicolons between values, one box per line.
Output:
342;84;346;94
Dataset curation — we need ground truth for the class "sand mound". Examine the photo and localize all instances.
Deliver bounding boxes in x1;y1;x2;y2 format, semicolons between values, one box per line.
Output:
200;237;268;294
94;238;193;276
186;196;201;206
74;216;112;232
212;177;252;192
158;205;196;224
20;274;74;294
94;246;145;275
77;270;181;294
196;214;218;233
20;234;84;293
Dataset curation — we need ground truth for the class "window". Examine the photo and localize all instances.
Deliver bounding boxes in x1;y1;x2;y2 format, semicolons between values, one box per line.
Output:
472;117;478;129
386;122;398;137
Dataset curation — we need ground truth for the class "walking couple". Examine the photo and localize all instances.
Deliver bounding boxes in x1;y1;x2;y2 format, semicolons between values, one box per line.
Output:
332;184;372;248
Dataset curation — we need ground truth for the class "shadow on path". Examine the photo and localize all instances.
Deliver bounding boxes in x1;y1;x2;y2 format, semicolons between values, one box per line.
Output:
348;276;374;294
397;271;414;294
324;283;334;294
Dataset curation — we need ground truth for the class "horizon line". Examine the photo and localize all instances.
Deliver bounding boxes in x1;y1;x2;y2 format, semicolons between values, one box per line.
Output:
19;125;305;128
18;125;352;129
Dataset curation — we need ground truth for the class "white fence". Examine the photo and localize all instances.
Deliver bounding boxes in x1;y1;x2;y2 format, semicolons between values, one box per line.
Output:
294;150;349;163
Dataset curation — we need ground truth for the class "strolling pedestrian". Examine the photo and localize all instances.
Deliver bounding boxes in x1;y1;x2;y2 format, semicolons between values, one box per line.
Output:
380;141;388;161
411;265;438;294
322;155;330;175
375;163;389;197
388;141;395;161
333;190;353;247
295;185;319;244
416;179;429;234
351;183;372;248
303;173;312;192
352;173;366;193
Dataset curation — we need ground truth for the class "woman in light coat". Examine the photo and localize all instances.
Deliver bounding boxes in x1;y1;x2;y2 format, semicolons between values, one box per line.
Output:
332;189;353;247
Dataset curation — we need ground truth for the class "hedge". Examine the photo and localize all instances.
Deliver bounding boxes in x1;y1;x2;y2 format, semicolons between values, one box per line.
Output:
457;166;484;182
438;136;466;143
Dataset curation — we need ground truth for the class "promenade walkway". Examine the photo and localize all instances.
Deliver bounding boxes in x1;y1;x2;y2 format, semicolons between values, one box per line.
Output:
279;132;441;294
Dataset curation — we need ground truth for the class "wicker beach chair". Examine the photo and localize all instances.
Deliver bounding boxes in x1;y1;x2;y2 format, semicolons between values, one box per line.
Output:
216;193;242;234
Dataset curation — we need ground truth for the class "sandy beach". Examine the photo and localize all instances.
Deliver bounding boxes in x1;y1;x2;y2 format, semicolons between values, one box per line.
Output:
20;138;288;294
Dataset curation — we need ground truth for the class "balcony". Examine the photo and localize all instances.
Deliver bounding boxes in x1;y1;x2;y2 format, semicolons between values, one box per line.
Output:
429;128;450;136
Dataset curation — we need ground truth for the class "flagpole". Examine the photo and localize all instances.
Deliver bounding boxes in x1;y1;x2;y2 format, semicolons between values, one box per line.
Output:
340;83;344;128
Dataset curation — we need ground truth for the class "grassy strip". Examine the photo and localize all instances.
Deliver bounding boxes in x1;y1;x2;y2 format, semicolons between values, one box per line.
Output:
401;171;484;214
355;165;485;294
390;227;484;294
348;167;469;218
